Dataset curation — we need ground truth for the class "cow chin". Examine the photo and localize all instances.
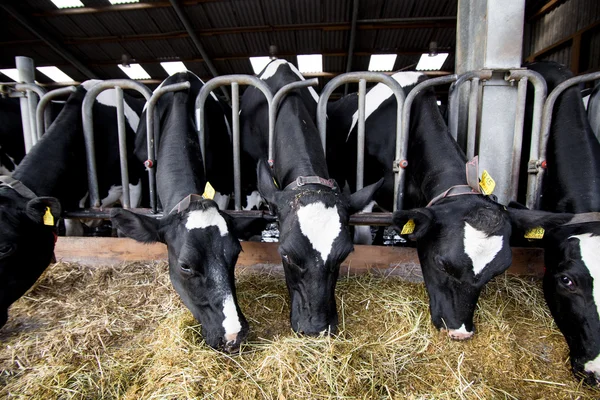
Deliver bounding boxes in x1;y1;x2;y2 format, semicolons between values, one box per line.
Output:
287;275;339;336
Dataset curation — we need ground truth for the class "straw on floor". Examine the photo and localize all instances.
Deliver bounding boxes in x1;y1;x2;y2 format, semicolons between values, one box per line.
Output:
1;261;599;399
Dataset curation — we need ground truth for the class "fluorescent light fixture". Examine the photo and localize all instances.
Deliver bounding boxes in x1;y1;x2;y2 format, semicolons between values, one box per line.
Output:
0;69;20;82
160;61;188;76
297;54;323;73
108;0;140;3
37;66;74;82
50;0;84;8
118;63;151;80
368;54;397;71
249;56;271;75
416;53;449;71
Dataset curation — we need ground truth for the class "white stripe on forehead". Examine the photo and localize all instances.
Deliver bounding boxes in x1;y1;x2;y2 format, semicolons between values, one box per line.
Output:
571;233;600;370
297;202;341;262
259;59;320;103
185;208;228;236
346;71;423;140
463;223;504;275
222;294;242;342
81;80;140;131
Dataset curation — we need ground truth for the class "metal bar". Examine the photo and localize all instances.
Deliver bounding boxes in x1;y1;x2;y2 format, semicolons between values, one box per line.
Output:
448;70;493;141
530;71;600;209
196;75;274;209
115;87;131;208
145;81;191;212
356;78;366;190
15;57;36;153
82;80;152;208
399;74;458;211
465;77;480;159
344;0;360;96
36;86;77;139
231;82;241;210
508;76;528;202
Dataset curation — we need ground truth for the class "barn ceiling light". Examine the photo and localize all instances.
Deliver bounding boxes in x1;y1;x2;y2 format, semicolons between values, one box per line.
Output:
249;56;271;75
108;0;140;4
160;61;187;76
117;63;151;80
368;54;397;72
0;69;20;82
297;54;323;74
416;53;449;71
37;66;74;82
50;0;84;8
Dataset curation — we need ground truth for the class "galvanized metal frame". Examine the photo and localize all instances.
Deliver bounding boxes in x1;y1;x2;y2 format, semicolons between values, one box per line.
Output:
527;70;600;209
82;80;152;209
35;86;78;139
317;72;406;210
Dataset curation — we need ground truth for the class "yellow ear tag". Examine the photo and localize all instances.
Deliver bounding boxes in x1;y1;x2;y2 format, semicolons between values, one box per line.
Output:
524;226;545;239
202;181;216;200
401;219;415;235
480;170;496;195
273;177;279;189
43;207;54;226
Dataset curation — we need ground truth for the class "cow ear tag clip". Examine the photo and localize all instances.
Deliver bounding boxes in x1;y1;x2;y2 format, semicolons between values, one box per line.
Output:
401;219;415;235
202;182;216;200
524;227;545;239
43;207;54;226
479;170;496;195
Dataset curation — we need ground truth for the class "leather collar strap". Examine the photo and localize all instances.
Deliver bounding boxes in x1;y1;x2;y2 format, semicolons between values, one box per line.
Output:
283;176;336;191
426;185;480;207
426;157;482;207
0;175;37;200
563;212;600;226
169;194;205;215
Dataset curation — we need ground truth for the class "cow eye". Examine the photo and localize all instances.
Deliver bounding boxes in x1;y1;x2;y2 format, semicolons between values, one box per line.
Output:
180;263;192;273
559;275;574;288
0;244;15;258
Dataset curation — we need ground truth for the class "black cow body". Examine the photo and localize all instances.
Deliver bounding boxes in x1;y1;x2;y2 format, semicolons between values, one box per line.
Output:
111;72;249;352
327;72;569;340
521;61;600;385
240;59;380;335
1;82;145;328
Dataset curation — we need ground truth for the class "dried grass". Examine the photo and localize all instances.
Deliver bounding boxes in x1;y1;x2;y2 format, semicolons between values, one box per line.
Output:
1;261;599;399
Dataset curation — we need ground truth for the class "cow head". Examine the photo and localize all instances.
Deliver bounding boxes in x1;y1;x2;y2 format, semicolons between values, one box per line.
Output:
540;222;600;385
257;160;381;335
0;189;60;328
111;199;249;352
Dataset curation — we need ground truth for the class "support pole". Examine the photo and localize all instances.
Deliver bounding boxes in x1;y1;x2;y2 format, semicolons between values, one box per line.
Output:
16;56;36;153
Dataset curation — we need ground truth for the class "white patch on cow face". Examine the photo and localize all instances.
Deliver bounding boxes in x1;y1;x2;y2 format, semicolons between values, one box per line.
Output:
585;354;600;380
463;223;504;275
571;233;600;366
346;72;424;139
259;59;319;103
213;192;230;210
222;294;242;342
297;202;341;262
243;190;263;210
185;208;228;236
81;80;140;131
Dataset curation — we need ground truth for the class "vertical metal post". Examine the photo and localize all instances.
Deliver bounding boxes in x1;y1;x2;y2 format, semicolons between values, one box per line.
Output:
16;56;36;153
231;82;241;210
465;78;480;159
509;77;528;201
36;86;77;139
356;78;366;190
115;87;131;208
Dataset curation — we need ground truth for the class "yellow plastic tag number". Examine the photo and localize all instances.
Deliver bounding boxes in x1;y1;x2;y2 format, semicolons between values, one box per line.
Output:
43;207;54;226
401;219;415;235
480;170;496;195
202;181;216;200
524;226;545;239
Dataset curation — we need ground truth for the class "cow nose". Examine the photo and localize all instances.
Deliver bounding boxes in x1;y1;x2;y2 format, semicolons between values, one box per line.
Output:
446;325;474;341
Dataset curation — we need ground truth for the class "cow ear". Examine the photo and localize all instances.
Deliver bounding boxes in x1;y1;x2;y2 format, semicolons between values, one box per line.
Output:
26;197;61;225
257;159;280;206
392;208;433;241
110;208;164;243
348;178;384;213
506;207;574;232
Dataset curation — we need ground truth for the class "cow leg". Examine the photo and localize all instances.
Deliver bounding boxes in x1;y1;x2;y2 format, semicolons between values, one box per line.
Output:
64;219;85;236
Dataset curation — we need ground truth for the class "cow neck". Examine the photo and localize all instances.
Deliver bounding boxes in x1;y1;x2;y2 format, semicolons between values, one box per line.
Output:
407;92;469;206
155;94;206;213
272;96;330;189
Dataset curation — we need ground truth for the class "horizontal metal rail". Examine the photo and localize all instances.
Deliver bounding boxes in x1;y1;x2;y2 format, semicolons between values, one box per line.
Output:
36;86;77;139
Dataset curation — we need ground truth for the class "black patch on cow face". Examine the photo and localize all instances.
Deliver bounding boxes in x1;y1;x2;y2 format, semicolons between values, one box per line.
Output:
543;223;600;385
394;196;512;333
0;190;58;328
111;200;248;351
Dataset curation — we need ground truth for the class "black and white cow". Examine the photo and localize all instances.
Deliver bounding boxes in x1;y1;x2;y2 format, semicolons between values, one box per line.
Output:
327;71;569;340
0;82;145;328
515;61;600;385
111;72;249;352
0;97;25;175
240;59;381;335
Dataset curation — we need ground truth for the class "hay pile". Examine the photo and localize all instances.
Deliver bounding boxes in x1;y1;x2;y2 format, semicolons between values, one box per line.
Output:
1;261;599;399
